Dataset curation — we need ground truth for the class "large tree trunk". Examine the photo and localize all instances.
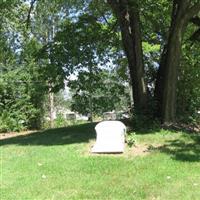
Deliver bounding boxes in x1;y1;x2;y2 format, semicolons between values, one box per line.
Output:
155;1;200;123
107;0;148;115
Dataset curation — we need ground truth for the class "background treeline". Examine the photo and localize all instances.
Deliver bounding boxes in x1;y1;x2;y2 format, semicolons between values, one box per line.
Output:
0;0;199;132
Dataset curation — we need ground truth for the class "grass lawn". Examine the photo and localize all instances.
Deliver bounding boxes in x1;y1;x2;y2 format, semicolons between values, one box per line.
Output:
1;123;200;200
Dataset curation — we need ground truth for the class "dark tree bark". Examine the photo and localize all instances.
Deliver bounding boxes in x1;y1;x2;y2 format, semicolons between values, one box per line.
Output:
107;0;200;123
155;1;200;123
190;16;200;42
107;0;148;115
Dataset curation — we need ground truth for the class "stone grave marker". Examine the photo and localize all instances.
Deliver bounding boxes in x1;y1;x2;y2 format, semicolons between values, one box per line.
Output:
91;121;126;153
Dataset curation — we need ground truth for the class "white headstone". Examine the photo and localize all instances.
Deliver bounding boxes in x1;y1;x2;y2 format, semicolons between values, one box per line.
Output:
91;121;126;153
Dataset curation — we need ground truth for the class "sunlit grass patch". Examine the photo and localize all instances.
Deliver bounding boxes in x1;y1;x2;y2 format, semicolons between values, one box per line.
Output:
1;123;200;199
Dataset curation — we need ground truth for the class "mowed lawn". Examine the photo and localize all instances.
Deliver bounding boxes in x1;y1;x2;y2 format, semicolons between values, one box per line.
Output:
1;123;200;200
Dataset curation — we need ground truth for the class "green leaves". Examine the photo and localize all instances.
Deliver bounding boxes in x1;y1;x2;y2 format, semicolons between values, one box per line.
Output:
0;67;39;132
69;70;130;116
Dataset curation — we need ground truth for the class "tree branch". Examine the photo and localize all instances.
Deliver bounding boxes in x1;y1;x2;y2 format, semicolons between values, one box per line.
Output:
189;28;200;42
26;0;37;29
190;16;200;26
184;3;200;22
95;5;110;25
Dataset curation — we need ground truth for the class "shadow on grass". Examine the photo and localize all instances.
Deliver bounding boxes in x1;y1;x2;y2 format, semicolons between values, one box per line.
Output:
131;125;198;135
1;123;96;146
1;121;200;162
156;134;200;162
129;119;200;162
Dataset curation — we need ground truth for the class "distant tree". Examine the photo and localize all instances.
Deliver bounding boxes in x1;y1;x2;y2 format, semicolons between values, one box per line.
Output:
68;70;130;121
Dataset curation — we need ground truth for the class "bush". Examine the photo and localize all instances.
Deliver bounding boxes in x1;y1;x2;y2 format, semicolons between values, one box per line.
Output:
0;111;26;132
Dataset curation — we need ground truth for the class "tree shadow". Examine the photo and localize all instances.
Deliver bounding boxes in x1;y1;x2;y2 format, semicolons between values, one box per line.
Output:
161;123;200;134
122;120;161;135
1;123;96;146
132;124;199;135
155;134;200;162
1;121;200;162
133;127;162;135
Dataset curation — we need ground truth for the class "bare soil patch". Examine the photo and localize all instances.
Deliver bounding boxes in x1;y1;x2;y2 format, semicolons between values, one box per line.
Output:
131;144;150;156
125;143;162;157
0;131;36;140
85;140;161;157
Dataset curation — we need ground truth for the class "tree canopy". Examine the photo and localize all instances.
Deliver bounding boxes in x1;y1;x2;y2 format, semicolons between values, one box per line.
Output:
0;0;199;132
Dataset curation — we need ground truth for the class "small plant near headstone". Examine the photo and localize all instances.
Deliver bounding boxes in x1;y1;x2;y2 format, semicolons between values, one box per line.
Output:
126;133;137;147
147;145;156;151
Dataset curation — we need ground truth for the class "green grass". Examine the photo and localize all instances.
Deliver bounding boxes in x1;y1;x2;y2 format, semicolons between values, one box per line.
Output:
1;123;200;200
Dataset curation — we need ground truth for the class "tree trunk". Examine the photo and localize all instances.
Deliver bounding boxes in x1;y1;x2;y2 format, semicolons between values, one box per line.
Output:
107;0;148;115
155;1;200;123
49;85;54;128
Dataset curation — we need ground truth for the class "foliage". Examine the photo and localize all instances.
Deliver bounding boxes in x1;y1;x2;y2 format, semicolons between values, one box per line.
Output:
54;113;68;127
45;12;130;119
43;115;87;129
54;90;71;110
0;1;69;132
126;132;137;147
0;66;40;132
69;70;131;117
0;0;199;132
47;13;114;76
177;41;200;124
